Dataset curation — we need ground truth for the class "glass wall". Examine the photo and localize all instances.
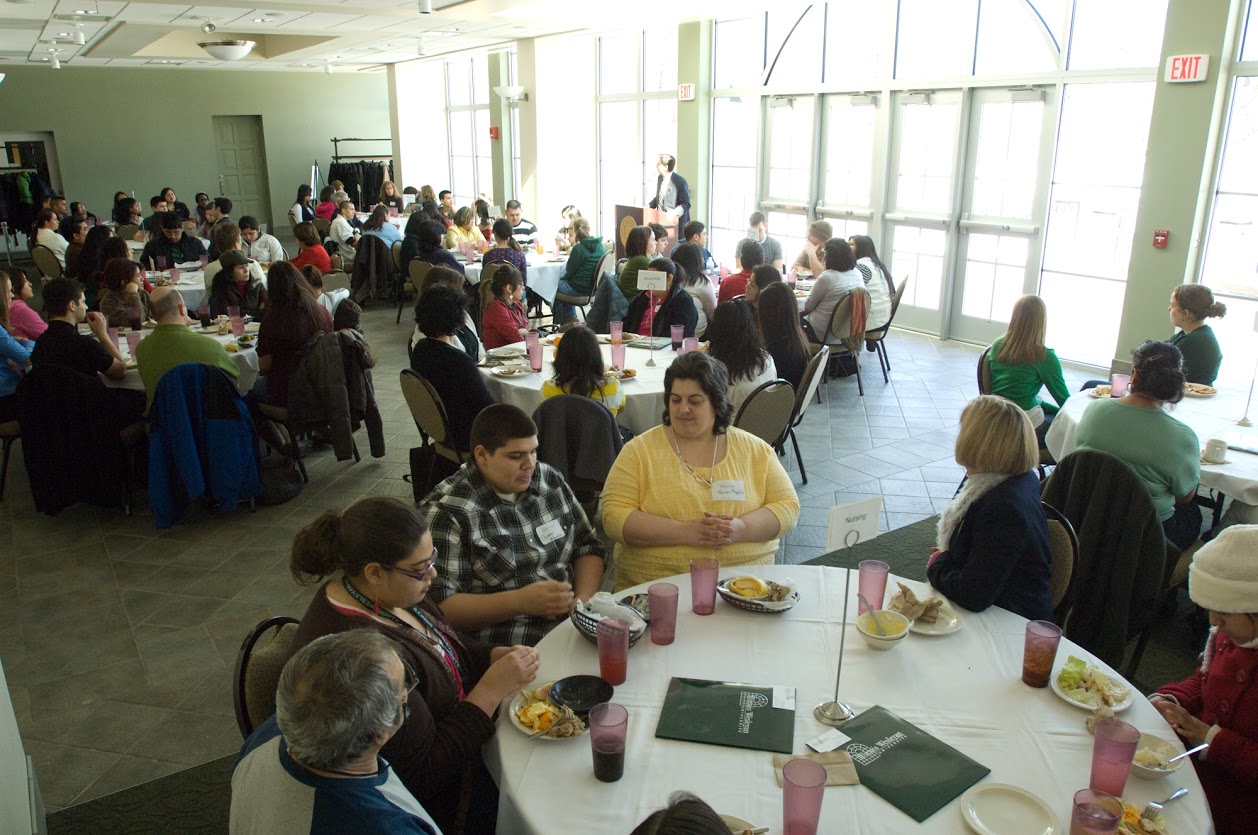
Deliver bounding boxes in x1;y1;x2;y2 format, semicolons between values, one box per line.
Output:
445;54;493;208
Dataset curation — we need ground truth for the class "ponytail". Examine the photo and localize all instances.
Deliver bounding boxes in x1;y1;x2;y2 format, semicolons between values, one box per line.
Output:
290;498;429;585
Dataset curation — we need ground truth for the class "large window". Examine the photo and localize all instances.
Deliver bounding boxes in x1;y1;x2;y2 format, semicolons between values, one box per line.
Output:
709;96;759;264
445;54;493;208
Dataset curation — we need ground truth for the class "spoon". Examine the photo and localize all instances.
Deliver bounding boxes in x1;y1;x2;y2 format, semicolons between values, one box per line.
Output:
1141;786;1187;821
857;594;886;635
1166;742;1208;763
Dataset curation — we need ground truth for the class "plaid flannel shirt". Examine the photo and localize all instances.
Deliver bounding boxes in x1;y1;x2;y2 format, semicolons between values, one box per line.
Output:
421;461;606;646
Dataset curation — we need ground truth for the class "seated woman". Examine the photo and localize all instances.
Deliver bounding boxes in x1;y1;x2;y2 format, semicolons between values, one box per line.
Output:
542;324;623;415
289;496;539;835
790;219;832;278
410;284;497;453
616;226;656;304
289;184;314;227
744;264;782;308
624;257;698;341
849;235;894;331
255;262;329;406
209;250;267;318
800;237;863;342
0;271;34;423
925;395;1053;622
987;295;1070;442
360;204;403;247
314;185;337;222
601;351;799;590
553;216;606;324
1169;284;1227;385
32;209;69;266
481;218;528;284
377;179;405;213
414;219;465;275
757;282;811;390
288;221;331;273
1075;340;1201;550
669;242;717;339
475;199;493;241
480;265;529;351
410;266;483;362
443;206;482;252
3;269;46;341
1150;525;1258;835
68;225;113;301
706;299;778;412
96;257;151;328
554;205;581;252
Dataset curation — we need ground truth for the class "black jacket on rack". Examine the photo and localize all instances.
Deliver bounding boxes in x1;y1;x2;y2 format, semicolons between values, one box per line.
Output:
328;161;393;208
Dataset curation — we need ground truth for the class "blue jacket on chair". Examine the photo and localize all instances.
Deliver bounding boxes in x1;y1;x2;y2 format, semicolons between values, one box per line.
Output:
148;363;262;528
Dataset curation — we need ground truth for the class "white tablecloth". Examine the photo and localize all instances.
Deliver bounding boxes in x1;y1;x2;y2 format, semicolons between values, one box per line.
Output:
465;254;568;304
485;565;1212;834
1047;388;1258;505
102;325;259;395
480;340;679;436
127;238;210;259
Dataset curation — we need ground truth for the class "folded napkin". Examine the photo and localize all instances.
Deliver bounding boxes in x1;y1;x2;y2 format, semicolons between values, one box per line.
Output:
772;752;860;787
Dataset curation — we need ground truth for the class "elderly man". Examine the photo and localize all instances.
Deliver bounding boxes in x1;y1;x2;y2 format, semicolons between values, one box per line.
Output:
135;287;240;411
230;631;440;835
239;216;285;264
140;213;207;269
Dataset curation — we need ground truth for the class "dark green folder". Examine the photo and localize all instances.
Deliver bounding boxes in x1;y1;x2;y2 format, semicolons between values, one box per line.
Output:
838;705;990;823
654;677;796;754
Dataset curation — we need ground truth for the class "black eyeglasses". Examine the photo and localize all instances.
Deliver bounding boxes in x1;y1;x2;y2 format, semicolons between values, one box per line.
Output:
384;551;438;582
399;661;420;724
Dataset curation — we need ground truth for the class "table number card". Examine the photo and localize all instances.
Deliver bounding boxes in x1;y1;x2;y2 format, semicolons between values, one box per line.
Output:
826;497;883;551
636;270;668;292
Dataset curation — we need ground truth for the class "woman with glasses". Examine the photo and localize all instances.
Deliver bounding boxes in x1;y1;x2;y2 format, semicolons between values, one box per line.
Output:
290;496;541;835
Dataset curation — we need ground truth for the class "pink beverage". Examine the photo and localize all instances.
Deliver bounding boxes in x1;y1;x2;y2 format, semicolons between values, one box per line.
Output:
528;342;543;372
1090;719;1139;797
156;256;167;270
609;321;624;344
670;324;684;351
590;703;628;783
611;343;626;371
782;758;827;835
1110;374;1131;398
227;305;241;319
169;265;180;284
857;560;890;614
230;317;245;338
525;330;540;350
125;331;142;358
597;618;629;685
786;271;797;287
108;327;120;350
1022;620;1062;687
197;305;212;328
690;558;719;615
682;337;698;354
648;583;679;645
199;253;208;268
1070;789;1122;835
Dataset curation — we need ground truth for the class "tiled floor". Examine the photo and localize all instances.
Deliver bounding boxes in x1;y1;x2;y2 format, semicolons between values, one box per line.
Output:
0;303;1097;811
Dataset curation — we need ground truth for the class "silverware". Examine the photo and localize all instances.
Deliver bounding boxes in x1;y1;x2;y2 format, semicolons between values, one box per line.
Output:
1167;742;1208;763
1141;786;1187;821
857;594;886;635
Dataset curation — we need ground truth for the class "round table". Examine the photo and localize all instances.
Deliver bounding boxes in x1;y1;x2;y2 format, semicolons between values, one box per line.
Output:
485;565;1212;833
1046;388;1258;507
480;339;681;437
101;324;260;395
465;254;568;304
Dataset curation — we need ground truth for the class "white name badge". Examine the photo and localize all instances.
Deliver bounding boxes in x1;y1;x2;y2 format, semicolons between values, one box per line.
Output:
536;519;565;545
711;480;746;502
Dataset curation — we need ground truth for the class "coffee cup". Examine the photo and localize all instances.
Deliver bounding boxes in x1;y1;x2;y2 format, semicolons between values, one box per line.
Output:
1204;438;1227;464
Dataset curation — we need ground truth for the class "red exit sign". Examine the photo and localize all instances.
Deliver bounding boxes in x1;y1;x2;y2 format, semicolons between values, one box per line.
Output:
1165;54;1209;83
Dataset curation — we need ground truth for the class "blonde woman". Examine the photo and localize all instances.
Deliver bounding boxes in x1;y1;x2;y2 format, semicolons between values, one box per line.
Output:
1169;284;1227;385
443;206;482;250
926;395;1053;621
987;295;1070;441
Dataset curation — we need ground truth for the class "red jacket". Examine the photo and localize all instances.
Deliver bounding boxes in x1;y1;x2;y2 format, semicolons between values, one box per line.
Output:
718;270;750;304
481;298;527;350
1157;629;1258;835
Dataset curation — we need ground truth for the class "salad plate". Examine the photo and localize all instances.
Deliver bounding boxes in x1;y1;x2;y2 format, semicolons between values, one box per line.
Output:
961;783;1058;835
507;689;587;740
486;345;526;358
1051;655;1134;713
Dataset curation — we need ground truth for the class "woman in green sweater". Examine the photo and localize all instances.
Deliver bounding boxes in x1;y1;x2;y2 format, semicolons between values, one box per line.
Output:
554;216;606;324
616;225;656;305
1169;284;1226;385
987;295;1070;443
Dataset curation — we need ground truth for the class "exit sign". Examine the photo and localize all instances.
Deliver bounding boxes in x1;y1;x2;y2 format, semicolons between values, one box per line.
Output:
1165;54;1209;83
678;83;695;101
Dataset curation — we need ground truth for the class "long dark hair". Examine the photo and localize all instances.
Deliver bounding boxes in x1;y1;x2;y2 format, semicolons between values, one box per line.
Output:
112;198;139;227
404;211;427;238
74;226;114;281
296;184;312;205
849;235;891;286
263;262;326;344
91;237;132;288
626;226;652;259
757;282;810;372
492;218;522;251
647;258;686;304
417;220;445;255
291;497;429;584
707;299;768;383
552;325;608;399
101;257;140;293
363;205;390;232
670;242;710;286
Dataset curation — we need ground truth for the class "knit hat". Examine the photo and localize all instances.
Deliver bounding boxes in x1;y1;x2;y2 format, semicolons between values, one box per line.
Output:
1188;525;1258;613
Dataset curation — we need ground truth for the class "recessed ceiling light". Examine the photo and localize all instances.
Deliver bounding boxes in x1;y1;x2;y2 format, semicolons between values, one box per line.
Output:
58;32;68;36
252;18;264;22
74;9;86;13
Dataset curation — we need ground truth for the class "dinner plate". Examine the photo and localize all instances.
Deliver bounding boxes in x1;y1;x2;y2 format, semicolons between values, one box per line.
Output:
506;692;587;741
1184;383;1216;397
961;783;1059;835
1049;654;1135;713
1089;386;1112;398
244;322;261;334
486;346;526;358
719;814;762;834
491;366;532;377
597;333;640;344
908;601;962;635
628;336;673;350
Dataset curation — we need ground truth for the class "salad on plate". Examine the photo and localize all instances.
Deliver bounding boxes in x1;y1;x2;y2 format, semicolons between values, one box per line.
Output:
1057;656;1132;709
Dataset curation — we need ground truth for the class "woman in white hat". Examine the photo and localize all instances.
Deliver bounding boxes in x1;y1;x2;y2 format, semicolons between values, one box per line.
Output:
1150;524;1258;835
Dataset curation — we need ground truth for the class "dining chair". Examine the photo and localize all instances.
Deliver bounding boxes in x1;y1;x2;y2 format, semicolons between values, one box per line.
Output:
0;420;20;501
1042;501;1079;626
390;239;403;271
312;217;331;239
810;287;870;396
30;244;63;282
532;394;623;517
117;224;141;242
321;270;351;293
786;346;830;484
233;616;301;739
977;346;994;395
553;250;615;323
733;379;796;448
257;403;310;483
400;369;465;489
863;277;907;382
398;260;432;324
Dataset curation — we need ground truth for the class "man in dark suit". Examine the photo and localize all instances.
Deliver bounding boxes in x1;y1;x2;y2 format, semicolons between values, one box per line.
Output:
649;153;691;233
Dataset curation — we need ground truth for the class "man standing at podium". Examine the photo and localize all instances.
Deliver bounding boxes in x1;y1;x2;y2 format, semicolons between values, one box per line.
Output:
650;153;691;233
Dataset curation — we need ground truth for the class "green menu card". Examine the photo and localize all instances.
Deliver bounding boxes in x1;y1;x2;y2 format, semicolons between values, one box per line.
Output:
838;705;990;823
654;677;796;754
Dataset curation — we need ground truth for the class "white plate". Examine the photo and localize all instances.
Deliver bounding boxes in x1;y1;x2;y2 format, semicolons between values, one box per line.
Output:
597;333;639;344
961;783;1059;835
487;346;526;358
908;601;962;635
1089;386;1111;398
719;814;761;834
1049;654;1135;713
491;366;532;377
506;692;587;740
1184;384;1216;397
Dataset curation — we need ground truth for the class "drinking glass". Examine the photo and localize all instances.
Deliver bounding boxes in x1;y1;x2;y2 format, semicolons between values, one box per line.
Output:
682;337;698;354
782;758;827;835
1090;719;1140;797
670;324;684;351
1022;620;1062;688
227;306;241;319
690;557;719;615
609;321;624;344
154;256;167;271
527;343;543;372
610;343;626;371
648;583;679;645
107;327;120;350
857;560;890;614
169;266;180;284
199;253;208;268
197;305;211;328
1070;789;1122;834
589;703;628;783
230;317;245;338
596;618;629;685
525;330;540;350
1110;374;1131;398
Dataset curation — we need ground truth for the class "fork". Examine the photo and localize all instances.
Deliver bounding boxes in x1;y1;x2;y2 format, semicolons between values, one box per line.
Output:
1141;786;1187;821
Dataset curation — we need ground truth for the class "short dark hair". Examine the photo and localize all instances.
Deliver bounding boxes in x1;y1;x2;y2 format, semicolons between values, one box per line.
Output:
294;222;320;247
438;190;451;200
414;283;466;337
333;299;362;331
505;199;522;211
682;220;705;241
213;197;233;215
160;211;182;231
149;195;164;209
630;792;728;835
823;237;855;272
748;211;766;226
470;404;537;455
238;216;259;232
648;222;668;241
301;265;323;288
739;239;765;270
1130;340;1186;404
663;351;733;434
43;277;84;317
751;264;782;291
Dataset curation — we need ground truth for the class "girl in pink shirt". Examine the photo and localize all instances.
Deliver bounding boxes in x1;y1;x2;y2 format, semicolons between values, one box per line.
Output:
4;269;47;341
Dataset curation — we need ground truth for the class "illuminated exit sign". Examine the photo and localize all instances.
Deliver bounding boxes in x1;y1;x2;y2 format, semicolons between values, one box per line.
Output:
1165;54;1209;83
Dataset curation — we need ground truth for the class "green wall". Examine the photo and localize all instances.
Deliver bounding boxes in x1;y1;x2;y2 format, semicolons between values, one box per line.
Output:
0;65;391;229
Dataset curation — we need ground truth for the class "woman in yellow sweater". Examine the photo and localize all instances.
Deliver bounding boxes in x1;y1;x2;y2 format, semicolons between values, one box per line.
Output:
601;351;799;590
443;206;483;251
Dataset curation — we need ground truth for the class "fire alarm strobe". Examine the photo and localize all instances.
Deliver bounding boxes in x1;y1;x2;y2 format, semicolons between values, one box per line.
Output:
1153;230;1169;248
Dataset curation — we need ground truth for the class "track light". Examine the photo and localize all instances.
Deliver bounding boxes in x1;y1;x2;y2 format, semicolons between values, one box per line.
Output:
418;0;432;13
324;63;334;74
417;41;427;57
73;26;85;46
201;20;216;34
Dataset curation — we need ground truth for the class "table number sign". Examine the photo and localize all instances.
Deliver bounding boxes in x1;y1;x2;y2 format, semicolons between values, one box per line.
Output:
826;497;882;552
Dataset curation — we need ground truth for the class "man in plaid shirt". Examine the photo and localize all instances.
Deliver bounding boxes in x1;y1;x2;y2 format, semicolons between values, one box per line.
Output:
421;404;607;646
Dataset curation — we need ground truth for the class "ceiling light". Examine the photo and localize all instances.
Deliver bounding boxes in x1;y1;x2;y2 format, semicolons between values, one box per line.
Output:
200;20;216;34
50;54;61;69
58;32;68;37
74;26;85;46
494;85;528;102
416;41;426;57
252;18;265;22
418;0;432;13
198;40;256;61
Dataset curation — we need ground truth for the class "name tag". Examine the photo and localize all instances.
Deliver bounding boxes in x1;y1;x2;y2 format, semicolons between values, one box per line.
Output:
536;519;565;545
711;480;746;502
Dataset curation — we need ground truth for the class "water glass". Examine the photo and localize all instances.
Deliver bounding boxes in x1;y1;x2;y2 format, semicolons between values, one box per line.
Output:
1022;620;1062;688
1070;789;1122;834
1109;373;1131;398
169;265;180;284
670;324;684;351
690;557;719;615
610;343;626;371
154;256;167;270
782;758;827;835
597;618;629;685
525;330;540;349
609;321;623;343
227;305;241;319
857;560;890;614
199;253;208;268
107;327;120;350
527;343;543;372
648;583;679;645
1090;719;1140;798
589;703;628;783
197;305;211;328
230;317;245;338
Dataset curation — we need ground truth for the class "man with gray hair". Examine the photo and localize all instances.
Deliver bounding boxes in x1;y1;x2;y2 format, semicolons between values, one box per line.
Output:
230;630;440;834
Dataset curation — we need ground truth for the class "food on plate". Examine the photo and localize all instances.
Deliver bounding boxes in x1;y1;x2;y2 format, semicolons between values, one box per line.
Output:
727;577;769;598
514;685;585;738
1119;800;1170;834
1086;704;1116;734
225;343;239;353
1093;384;1112;397
620;368;637;379
1134;747;1170;769
1058;656;1131;708
1185;382;1216;396
888;582;942;623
